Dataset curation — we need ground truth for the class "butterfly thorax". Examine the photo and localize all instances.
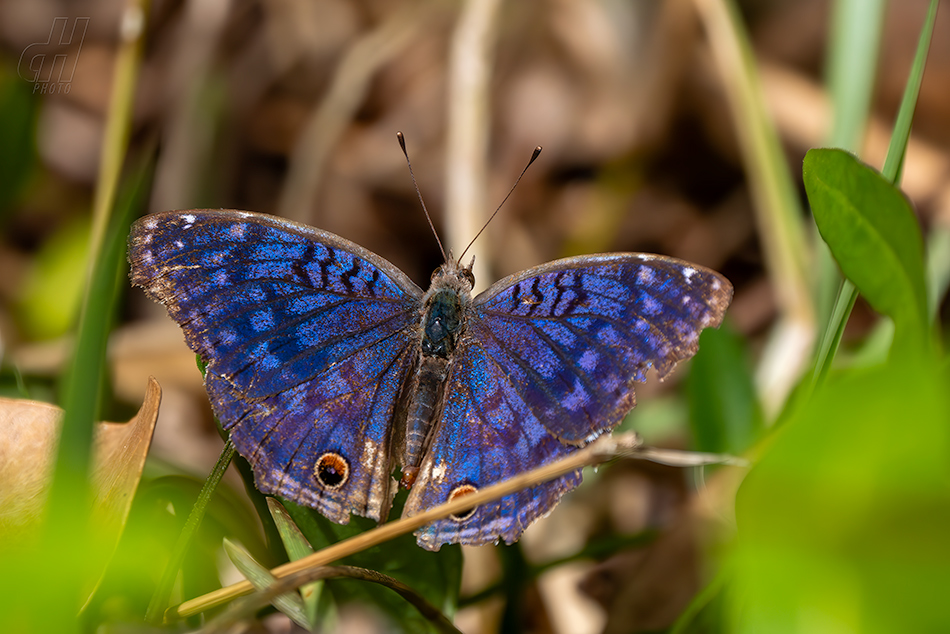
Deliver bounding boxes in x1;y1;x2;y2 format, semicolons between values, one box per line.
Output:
399;260;474;487
421;289;463;357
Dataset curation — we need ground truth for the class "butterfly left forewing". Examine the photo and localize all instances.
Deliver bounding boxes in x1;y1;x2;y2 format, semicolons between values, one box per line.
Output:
129;209;424;523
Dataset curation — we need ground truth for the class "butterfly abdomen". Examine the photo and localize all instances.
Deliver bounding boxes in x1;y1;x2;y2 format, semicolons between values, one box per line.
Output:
399;356;449;487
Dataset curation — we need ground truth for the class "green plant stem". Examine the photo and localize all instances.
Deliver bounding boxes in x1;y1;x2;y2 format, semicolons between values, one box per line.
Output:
812;279;858;388
147;439;236;623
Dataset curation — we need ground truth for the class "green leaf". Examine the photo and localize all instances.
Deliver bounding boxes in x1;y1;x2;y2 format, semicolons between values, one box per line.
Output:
804;149;928;350
728;356;950;632
268;499;326;628
687;326;764;455
224;538;311;630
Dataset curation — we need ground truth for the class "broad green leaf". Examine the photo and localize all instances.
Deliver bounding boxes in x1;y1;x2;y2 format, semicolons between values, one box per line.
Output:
728;357;950;633
804;149;928;349
687;326;764;455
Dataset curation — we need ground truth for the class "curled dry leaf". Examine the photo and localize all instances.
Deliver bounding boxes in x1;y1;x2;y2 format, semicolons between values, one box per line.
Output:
0;377;161;595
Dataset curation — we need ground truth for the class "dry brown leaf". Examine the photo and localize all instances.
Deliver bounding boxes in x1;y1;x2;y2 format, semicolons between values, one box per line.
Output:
0;378;161;598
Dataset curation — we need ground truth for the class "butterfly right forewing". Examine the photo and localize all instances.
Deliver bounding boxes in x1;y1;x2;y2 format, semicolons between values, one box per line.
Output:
129;209;424;523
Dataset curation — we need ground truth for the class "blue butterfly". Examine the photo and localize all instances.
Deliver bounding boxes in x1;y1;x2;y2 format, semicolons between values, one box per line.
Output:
128;209;732;550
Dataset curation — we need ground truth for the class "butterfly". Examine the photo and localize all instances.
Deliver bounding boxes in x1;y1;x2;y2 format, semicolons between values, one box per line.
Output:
128;209;732;550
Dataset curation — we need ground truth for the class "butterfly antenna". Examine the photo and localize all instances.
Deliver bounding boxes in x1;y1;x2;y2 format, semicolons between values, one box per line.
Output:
458;145;542;263
398;132;448;263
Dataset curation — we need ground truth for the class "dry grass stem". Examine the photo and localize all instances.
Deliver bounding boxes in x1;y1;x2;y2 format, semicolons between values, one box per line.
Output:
445;0;503;291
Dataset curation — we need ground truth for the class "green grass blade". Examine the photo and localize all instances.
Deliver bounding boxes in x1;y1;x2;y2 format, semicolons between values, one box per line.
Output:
882;0;939;183
0;66;38;217
30;155;152;634
811;278;857;387
826;0;886;151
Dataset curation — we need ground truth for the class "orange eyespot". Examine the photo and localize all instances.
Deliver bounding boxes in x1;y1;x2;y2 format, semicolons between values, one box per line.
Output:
314;452;349;489
448;484;478;522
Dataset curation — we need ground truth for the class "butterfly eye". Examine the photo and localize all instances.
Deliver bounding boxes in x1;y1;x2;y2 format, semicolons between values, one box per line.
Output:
461;268;475;288
314;452;350;489
431;265;444;280
447;484;478;522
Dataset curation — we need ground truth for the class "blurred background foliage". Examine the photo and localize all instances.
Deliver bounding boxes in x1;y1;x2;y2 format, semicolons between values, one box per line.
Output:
0;0;948;632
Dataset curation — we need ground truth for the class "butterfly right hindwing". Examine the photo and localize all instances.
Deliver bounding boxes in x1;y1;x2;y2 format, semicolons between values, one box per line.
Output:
404;254;732;548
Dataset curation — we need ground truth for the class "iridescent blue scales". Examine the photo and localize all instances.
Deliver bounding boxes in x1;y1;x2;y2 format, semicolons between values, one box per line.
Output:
128;209;733;550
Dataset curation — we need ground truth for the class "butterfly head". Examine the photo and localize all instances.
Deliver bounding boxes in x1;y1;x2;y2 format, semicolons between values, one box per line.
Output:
431;252;476;292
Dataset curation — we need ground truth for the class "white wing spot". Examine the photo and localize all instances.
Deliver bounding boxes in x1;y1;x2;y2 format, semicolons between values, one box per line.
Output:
181;213;196;228
683;267;696;283
642;295;661;315
637;266;656;284
362;438;380;470
173;240;184;249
